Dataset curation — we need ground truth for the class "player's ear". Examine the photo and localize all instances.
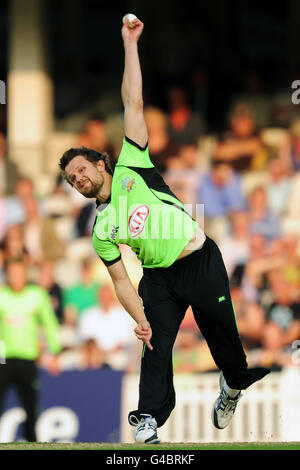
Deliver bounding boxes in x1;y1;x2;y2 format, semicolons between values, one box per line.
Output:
96;159;106;172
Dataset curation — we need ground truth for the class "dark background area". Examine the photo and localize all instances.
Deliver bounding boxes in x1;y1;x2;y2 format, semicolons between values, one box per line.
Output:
0;0;299;131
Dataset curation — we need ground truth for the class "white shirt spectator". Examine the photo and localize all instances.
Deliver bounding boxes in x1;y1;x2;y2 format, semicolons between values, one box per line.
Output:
78;305;135;369
219;237;250;277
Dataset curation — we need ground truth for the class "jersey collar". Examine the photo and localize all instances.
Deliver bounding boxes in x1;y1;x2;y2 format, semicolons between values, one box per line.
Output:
96;194;111;212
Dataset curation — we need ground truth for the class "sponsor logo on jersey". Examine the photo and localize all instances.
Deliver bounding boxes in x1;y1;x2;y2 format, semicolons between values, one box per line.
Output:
121;176;136;192
110;225;119;240
128;204;149;238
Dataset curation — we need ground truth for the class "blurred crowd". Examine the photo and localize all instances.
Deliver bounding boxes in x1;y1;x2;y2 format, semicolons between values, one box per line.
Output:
0;79;300;376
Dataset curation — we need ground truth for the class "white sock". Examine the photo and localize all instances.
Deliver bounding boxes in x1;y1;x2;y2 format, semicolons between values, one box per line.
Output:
223;380;240;399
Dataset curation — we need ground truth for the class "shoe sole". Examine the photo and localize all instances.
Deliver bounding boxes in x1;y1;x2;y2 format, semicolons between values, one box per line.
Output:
136;437;160;444
147;438;160;444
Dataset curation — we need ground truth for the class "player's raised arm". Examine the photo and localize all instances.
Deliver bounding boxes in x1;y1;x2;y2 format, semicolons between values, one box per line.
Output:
121;15;148;148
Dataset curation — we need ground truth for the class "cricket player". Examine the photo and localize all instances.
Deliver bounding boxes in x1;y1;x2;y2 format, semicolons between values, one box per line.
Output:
59;16;270;443
0;260;61;441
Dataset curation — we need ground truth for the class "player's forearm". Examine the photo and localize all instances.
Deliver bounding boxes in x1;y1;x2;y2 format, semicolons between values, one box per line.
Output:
121;41;143;108
113;277;147;324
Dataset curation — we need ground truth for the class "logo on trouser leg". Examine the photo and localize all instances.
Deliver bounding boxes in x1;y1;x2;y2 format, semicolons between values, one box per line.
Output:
218;296;226;302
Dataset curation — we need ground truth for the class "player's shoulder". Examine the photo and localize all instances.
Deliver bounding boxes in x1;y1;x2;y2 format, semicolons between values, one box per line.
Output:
116;136;154;169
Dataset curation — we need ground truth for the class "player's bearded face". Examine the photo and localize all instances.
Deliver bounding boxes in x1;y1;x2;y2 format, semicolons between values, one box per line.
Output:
65;156;105;198
76;169;104;198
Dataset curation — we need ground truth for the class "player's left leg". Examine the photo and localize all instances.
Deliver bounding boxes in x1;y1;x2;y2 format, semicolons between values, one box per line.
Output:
171;236;270;429
189;238;269;391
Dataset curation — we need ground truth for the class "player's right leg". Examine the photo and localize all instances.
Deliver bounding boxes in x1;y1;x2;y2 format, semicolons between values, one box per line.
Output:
128;271;187;443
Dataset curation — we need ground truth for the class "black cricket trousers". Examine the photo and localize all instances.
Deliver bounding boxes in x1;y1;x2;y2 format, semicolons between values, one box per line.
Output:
129;236;270;428
0;359;39;441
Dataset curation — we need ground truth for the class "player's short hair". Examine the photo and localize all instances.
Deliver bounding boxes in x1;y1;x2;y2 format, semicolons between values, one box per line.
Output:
59;146;114;183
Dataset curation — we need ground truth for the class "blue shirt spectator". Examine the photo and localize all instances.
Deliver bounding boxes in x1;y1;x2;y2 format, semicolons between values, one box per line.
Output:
248;186;282;241
250;212;282;241
198;162;246;218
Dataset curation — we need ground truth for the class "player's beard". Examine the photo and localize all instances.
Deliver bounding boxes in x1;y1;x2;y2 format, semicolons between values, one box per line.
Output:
79;177;103;198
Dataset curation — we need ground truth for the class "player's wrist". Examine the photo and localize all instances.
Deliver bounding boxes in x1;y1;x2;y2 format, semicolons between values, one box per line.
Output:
136;317;148;326
123;38;139;48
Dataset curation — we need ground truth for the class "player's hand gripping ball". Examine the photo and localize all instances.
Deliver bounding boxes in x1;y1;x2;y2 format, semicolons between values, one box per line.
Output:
122;13;137;29
121;13;143;42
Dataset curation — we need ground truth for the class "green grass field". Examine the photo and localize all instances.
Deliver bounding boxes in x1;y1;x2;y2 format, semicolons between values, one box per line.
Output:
0;442;299;450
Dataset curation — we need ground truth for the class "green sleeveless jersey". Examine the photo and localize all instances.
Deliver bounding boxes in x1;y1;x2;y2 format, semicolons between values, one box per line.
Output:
0;285;61;360
92;137;200;268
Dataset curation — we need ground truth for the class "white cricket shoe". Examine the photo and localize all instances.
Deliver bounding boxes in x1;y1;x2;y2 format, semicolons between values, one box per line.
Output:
129;414;160;444
212;371;242;429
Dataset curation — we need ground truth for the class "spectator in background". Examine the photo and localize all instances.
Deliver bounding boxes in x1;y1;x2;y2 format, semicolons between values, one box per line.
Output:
78;284;135;370
43;175;70;218
164;143;203;210
242;235;286;307
166;84;205;147
266;156;291;216
75;201;97;237
214;104;265;172
144;106;178;174
2;224;28;264
230;70;271;129
199;161;245;218
219;211;250;277
38;260;64;324
57;338;108;372
288;118;300;171
230;280;265;354
5;177;36;229
63;258;101;322
22;197;64;262
198;161;246;240
173;328;216;374
248;186;282;242
280;235;300;291
0;260;61;441
284;132;300;235
262;278;300;368
77;115;115;157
